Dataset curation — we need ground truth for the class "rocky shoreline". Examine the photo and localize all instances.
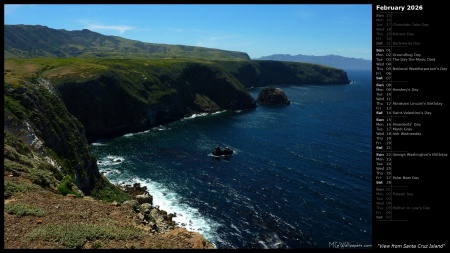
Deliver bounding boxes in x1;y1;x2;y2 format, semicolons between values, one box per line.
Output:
115;182;215;248
116;182;175;234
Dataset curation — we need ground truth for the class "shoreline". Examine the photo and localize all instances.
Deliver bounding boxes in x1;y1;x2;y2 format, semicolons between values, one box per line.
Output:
115;181;216;249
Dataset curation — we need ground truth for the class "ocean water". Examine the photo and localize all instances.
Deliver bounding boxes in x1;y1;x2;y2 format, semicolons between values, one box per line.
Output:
90;69;372;249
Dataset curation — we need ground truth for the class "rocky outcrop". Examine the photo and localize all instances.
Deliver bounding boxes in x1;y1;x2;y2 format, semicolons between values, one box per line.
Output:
164;228;214;249
257;87;291;105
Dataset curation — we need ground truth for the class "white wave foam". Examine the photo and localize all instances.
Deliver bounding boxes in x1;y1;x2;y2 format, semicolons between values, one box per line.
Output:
182;110;226;121
99;168;122;176
211;110;226;115
104;175;220;246
123;129;151;137
258;232;286;249
183;112;209;120
91;142;107;146
97;155;125;166
155;125;170;131
258;240;269;249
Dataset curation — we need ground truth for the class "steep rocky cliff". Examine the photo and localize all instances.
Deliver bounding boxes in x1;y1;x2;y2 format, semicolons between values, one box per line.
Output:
5;58;349;143
4;78;122;197
4;76;216;249
4;57;349;186
215;60;350;87
52;60;257;141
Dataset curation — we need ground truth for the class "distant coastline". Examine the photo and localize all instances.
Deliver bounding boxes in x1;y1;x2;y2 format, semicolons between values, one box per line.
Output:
254;54;372;70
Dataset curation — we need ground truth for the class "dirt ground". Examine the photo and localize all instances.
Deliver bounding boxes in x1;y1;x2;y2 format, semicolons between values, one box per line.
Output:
4;175;215;249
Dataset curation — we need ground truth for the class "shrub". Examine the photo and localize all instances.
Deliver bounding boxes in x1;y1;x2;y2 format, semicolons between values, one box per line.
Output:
57;175;80;197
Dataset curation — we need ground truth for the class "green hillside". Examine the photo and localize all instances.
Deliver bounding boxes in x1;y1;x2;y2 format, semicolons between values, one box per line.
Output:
4;25;250;60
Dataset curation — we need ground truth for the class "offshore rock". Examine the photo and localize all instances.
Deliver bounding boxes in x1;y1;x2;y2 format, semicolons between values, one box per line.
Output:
256;87;291;105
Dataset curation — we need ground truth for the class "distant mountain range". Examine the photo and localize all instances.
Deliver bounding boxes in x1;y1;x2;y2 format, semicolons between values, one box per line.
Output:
254;54;372;69
3;24;250;60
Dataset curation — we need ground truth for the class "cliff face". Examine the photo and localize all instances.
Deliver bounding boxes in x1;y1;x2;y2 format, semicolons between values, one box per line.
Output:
54;61;257;141
5;58;349;144
4;75;216;249
52;60;348;143
215;60;350;87
255;54;372;70
4;78;107;195
4;57;350;192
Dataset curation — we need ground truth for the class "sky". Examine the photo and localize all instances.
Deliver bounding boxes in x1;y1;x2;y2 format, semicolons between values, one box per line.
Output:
4;4;372;60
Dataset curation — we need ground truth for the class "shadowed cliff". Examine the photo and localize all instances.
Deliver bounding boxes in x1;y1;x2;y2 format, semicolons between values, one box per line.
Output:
5;58;349;143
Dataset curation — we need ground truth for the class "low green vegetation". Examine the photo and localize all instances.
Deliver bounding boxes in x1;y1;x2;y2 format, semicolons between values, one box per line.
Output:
4;181;37;199
4;203;46;217
25;222;142;249
4;128;63;193
89;175;131;203
29;169;54;188
4;95;29;120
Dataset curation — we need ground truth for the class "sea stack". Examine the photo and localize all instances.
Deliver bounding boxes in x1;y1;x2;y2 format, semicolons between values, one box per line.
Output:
256;87;291;105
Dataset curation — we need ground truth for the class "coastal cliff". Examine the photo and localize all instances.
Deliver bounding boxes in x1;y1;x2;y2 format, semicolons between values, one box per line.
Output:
215;60;350;87
4;75;214;249
52;60;257;141
4;78;112;196
5;58;348;142
4;56;349;195
4;56;349;248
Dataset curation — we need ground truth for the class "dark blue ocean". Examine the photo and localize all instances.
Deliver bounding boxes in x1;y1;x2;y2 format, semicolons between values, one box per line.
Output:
90;69;372;249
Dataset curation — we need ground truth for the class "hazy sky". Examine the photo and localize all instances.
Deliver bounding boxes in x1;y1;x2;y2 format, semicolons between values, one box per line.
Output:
4;4;372;60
